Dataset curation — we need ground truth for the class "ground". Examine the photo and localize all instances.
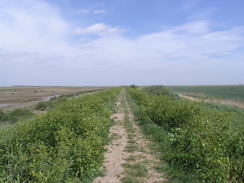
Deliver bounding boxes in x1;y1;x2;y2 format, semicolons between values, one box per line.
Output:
93;89;167;183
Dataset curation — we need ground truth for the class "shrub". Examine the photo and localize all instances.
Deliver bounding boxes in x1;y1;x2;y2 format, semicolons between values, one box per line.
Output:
0;110;7;122
142;85;178;99
0;89;119;182
35;101;49;111
127;87;244;183
130;84;137;88
0;108;34;124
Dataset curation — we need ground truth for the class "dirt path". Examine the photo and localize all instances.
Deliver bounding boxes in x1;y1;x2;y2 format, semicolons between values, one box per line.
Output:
93;89;166;183
178;93;244;109
93;90;128;183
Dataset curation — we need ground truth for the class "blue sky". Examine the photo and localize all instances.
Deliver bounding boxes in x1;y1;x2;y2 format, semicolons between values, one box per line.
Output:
0;0;244;86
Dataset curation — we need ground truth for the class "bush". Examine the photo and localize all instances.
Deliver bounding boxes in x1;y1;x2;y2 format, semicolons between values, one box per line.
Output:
35;101;50;111
142;85;178;99
0;108;34;124
0;110;7;122
127;87;244;183
130;84;137;88
35;96;67;111
0;89;119;182
140;96;200;130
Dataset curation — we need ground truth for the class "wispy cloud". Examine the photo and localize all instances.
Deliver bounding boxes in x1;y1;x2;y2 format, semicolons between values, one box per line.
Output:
77;8;107;14
74;23;122;36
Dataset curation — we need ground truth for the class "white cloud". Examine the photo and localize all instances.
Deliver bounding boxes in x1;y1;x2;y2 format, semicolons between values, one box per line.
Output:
173;21;210;34
0;0;243;85
0;0;77;58
74;23;122;36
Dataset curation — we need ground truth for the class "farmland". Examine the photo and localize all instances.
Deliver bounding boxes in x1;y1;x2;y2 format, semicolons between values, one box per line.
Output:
0;86;243;183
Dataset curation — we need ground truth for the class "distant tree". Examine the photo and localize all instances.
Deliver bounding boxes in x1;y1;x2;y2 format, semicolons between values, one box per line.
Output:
130;84;137;88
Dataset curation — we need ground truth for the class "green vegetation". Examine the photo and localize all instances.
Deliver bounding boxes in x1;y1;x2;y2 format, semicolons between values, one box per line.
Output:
122;162;148;183
0;108;34;124
35;95;67;111
201;102;244;129
143;85;178;99
127;86;244;183
1;86;243;182
35;90;100;111
169;85;244;101
0;89;119;182
130;84;137;89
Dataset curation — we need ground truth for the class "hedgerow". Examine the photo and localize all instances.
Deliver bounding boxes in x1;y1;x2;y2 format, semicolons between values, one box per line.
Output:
0;89;119;182
127;87;244;183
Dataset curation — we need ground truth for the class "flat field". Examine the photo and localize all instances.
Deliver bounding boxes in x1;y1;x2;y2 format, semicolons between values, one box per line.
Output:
169;85;244;100
0;86;109;110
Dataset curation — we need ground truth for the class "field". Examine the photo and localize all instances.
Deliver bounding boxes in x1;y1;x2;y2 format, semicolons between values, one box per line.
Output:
169;85;244;109
169;85;244;100
0;86;109;111
0;86;243;183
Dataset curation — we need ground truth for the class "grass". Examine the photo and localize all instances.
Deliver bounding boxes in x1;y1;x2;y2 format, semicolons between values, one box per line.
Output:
169;85;244;101
121;162;148;183
119;90;148;183
123;162;148;177
138;121;197;183
201;101;244;128
168;85;244;129
125;156;137;162
121;176;142;183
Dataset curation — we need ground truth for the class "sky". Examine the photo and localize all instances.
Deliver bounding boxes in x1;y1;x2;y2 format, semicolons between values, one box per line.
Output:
0;0;244;86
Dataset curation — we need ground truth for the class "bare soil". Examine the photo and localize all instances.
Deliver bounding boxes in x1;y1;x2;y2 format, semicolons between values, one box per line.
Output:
93;92;128;183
